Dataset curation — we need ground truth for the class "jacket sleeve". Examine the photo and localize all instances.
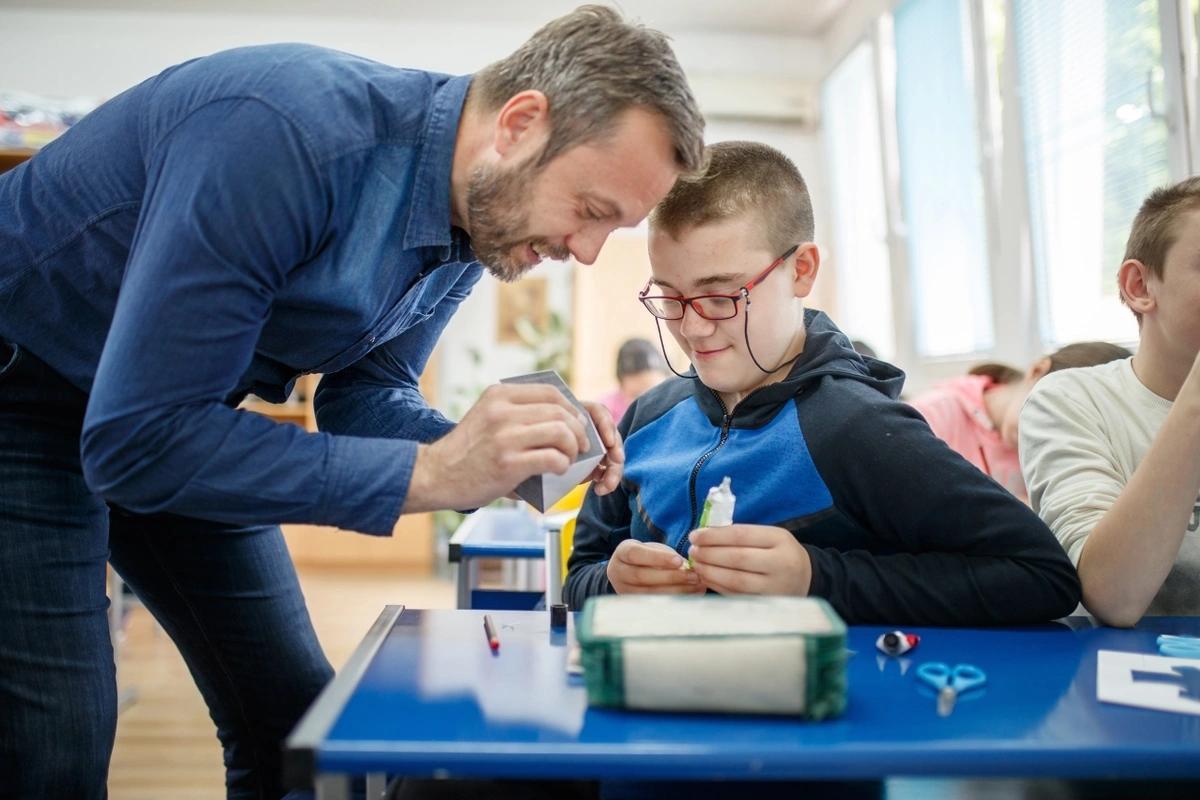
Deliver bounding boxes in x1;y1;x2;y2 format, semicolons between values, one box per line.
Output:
313;264;483;443
563;410;638;610
81;99;411;534
802;388;1081;625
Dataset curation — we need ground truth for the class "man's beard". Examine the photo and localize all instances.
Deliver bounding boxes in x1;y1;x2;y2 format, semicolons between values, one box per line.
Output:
465;156;570;282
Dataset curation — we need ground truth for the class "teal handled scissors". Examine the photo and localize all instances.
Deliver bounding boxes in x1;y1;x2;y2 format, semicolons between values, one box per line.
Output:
916;662;987;717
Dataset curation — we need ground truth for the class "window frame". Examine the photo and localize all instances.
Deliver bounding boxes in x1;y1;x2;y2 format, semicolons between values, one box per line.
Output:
821;0;1198;393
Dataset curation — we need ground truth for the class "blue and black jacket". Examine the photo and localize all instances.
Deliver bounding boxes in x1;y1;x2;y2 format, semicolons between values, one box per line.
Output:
565;311;1081;625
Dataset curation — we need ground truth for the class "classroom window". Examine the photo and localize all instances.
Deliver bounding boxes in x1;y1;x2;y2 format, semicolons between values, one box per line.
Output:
822;41;896;361
894;0;995;358
1012;0;1164;345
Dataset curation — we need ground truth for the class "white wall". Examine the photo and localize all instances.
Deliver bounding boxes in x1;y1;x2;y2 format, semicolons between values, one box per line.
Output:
0;8;531;97
0;4;830;413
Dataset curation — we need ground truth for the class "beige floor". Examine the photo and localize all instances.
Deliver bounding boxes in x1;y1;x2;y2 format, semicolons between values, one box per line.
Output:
108;568;455;800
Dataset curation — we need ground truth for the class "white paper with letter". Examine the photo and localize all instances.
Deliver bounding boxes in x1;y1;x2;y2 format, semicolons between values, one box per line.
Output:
1096;649;1200;716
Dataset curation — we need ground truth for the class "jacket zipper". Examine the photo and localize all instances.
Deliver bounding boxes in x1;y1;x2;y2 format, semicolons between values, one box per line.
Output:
679;392;733;557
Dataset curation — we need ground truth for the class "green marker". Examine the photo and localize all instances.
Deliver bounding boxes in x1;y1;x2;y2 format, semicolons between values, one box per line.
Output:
688;476;735;568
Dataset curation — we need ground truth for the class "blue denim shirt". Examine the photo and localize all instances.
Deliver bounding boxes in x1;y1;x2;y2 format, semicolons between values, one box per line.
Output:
0;44;483;534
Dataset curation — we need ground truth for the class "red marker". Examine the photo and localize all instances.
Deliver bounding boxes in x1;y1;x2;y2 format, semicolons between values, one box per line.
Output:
483;614;500;652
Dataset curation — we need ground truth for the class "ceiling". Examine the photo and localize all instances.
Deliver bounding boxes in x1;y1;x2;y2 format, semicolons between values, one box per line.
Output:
5;0;852;37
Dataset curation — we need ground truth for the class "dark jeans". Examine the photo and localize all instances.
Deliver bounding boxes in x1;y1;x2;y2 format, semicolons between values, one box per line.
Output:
0;339;333;799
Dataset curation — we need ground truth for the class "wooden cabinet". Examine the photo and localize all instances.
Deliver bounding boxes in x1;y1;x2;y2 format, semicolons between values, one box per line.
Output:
0;148;35;174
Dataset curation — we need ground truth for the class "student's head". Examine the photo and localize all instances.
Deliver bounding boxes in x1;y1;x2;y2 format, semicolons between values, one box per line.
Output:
644;141;819;404
975;341;1132;447
1118;177;1200;360
467;5;705;281
614;338;667;398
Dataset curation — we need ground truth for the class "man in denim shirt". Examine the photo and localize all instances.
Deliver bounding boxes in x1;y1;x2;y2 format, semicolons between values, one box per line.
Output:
0;6;704;797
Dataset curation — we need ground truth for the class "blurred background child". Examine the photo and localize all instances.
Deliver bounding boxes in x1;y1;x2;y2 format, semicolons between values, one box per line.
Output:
597;337;669;423
910;342;1131;499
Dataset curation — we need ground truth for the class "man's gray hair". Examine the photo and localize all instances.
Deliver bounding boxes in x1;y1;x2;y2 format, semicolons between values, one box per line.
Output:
475;4;705;172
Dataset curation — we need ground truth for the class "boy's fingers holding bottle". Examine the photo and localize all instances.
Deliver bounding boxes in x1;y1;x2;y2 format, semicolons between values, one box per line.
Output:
622;540;685;569
690;524;786;548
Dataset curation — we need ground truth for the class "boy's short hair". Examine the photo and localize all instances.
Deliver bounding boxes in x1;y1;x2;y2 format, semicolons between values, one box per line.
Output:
649;140;814;256
1120;176;1200;319
1045;341;1131;372
967;341;1131;385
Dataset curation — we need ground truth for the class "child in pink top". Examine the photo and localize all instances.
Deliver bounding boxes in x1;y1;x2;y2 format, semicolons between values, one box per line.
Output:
598;338;668;423
911;342;1130;500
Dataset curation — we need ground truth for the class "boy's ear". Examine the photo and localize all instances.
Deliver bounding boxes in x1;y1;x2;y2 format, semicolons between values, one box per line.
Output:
1028;356;1052;381
493;90;551;160
791;243;821;299
1117;258;1155;317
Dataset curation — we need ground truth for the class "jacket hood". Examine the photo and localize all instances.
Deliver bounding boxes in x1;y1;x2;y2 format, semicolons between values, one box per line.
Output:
689;309;905;423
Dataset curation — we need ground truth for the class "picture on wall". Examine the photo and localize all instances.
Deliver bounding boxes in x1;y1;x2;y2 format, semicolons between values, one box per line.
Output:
496;277;548;344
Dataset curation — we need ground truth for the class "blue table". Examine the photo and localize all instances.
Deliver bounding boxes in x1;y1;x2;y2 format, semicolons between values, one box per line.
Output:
448;508;545;609
286;608;1200;799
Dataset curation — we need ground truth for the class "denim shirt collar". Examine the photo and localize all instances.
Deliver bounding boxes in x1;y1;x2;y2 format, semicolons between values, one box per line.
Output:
402;74;475;263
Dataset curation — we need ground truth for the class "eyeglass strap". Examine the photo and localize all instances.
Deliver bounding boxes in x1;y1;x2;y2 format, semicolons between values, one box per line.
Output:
652;316;698;380
743;297;805;376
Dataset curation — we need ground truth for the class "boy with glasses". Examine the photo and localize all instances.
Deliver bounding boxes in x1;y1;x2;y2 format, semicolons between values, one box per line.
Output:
565;141;1080;625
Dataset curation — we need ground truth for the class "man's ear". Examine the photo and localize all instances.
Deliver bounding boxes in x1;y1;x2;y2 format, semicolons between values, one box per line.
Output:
792;243;821;299
1117;258;1156;318
492;90;551;160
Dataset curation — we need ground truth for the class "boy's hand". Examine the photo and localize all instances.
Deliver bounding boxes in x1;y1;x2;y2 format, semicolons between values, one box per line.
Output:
607;540;704;595
688;524;812;596
580;400;625;495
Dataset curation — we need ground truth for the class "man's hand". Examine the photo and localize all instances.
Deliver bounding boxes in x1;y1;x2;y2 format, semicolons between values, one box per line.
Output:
580;400;624;495
688;524;812;596
606;540;704;595
402;383;592;513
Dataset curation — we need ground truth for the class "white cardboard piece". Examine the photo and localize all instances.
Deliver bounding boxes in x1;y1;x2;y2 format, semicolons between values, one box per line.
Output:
500;370;604;512
1096;649;1200;716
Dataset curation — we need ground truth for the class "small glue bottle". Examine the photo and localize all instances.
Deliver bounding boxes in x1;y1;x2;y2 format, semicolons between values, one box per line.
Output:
699;476;736;527
689;477;735;568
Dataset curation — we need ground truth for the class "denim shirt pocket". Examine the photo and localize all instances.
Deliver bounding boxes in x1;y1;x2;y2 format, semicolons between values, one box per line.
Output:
307;331;379;375
0;339;22;383
303;302;429;375
386;308;433;338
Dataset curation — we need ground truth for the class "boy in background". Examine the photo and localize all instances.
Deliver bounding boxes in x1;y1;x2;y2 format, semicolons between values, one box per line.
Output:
598;337;668;422
1021;177;1200;626
565;141;1080;625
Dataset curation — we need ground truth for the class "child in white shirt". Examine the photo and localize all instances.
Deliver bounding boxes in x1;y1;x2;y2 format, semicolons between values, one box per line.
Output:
1021;177;1200;625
